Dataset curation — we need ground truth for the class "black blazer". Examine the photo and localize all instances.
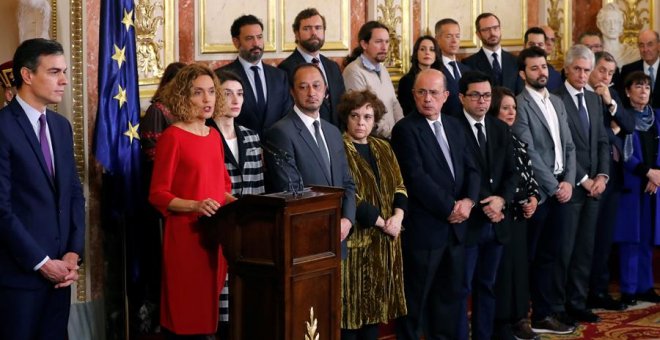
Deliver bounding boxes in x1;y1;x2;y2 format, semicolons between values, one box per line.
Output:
618;59;660;109
391;111;480;250
462;48;523;94
440;61;472;117
278;50;345;127
554;85;611;184
458;114;517;245
216;59;293;135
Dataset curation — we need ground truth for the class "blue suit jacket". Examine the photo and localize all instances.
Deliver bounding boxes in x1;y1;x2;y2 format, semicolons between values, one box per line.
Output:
216;59;293;135
391;111;480;249
462;48;523;94
0;99;85;289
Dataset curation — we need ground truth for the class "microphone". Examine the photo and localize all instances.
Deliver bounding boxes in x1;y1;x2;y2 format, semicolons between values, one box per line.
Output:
260;141;304;196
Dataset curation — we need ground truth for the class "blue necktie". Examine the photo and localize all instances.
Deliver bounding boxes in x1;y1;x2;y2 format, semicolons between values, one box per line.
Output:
250;65;266;116
649;66;655;91
576;93;590;138
449;61;461;80
491;52;502;86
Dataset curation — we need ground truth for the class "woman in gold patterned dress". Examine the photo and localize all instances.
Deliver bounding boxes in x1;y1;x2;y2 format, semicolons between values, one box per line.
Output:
338;89;407;340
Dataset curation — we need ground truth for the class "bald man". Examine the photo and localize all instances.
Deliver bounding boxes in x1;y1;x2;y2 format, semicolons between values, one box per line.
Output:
618;29;660;108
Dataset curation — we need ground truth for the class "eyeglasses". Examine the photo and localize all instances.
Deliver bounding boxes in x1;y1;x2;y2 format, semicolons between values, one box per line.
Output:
465;92;492;101
413;89;446;98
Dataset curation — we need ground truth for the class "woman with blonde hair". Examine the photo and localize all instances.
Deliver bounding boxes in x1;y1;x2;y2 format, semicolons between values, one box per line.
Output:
149;63;233;339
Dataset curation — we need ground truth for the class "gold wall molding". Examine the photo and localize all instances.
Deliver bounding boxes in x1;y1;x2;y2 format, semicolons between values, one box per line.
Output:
618;0;653;44
546;0;566;68
280;0;350;51
199;0;277;54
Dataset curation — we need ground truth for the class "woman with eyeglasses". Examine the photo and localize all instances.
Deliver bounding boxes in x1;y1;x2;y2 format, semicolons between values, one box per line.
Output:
614;71;660;305
397;35;442;116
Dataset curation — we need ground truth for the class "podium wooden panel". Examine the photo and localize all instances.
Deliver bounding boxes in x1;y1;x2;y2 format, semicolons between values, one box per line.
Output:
200;186;343;340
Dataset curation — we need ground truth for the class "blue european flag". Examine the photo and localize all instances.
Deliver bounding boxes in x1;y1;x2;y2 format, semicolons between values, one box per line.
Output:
94;0;141;212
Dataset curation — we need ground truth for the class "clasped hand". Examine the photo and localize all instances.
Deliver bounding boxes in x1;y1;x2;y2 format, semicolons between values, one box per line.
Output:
39;252;80;288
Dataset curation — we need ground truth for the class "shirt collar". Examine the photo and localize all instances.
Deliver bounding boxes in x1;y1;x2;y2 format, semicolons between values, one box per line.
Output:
359;54;382;73
564;80;584;97
294;105;320;126
482;46;502;57
297;47;321;63
238;56;263;72
525;85;550;102
442;55;457;65
463;110;485;126
15;94;45;127
644;58;660;71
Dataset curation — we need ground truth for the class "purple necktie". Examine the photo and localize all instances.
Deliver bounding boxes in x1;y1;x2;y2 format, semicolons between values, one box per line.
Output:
39;114;54;176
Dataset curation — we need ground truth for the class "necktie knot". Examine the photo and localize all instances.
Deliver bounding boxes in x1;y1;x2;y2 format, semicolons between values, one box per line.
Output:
311;58;320;65
492;52;498;60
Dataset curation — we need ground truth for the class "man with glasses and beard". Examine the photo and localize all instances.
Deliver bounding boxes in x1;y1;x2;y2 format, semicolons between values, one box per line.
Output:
279;8;345;128
216;15;292;135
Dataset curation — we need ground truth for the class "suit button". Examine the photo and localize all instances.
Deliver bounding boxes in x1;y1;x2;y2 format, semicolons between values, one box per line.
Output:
489;178;493;184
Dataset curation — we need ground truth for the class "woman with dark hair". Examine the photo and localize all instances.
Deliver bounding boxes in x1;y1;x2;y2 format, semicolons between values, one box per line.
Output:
614;71;660;305
488;86;540;340
149;63;233;338
141;62;186;161
397;35;442;115
338;89;407;340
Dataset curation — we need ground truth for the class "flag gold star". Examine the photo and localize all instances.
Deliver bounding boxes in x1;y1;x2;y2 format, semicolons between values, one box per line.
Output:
121;9;134;31
114;84;127;109
124;121;140;144
111;44;126;69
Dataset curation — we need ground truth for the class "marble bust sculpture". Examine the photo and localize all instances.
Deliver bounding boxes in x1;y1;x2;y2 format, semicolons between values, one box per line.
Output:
596;3;639;67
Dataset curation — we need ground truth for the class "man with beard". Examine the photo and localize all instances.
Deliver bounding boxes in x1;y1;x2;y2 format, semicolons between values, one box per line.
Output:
278;8;345;128
216;14;292;135
463;13;523;94
512;46;576;335
343;21;404;139
525;27;561;92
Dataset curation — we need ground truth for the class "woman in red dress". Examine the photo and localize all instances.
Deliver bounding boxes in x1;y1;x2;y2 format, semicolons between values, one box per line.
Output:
149;63;233;338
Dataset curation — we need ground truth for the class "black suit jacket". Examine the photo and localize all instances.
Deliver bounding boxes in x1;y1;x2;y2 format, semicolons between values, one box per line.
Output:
278;50;345;127
0;99;85;289
554;85;610;184
391;111;480;250
462;48;523;94
441;62;472;117
618;59;660;109
216;59;292;135
458;114;517;245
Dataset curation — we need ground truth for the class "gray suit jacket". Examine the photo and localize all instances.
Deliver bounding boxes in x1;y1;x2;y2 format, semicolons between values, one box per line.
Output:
513;89;576;201
554;85;610;184
265;109;356;221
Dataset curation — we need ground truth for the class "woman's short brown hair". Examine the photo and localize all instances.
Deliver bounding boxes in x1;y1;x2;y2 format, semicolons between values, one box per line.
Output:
337;89;386;128
160;63;226;122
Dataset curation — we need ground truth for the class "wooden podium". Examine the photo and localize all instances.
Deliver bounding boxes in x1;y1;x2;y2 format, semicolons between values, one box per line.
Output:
200;186;343;340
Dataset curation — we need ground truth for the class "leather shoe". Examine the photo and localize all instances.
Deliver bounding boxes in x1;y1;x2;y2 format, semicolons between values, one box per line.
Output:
620;293;637;306
637;289;660;303
511;318;540;340
554;311;578;327
587;293;627;310
566;307;601;323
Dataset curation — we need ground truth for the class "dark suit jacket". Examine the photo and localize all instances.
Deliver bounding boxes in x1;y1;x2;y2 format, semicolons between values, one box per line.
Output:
391;111;480;249
264;110;356;257
513;89;576;202
217;59;292;135
618;59;660;109
458;114;517;244
462;48;523;94
278;50;345;127
547;65;562;92
554;85;610;184
441;62;472;117
0;99;85;289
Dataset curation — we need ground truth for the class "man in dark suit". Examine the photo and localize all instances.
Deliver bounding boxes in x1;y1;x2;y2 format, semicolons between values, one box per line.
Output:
278;8;345;127
0;38;85;340
435;18;471;117
524;27;562;92
391;69;480;339
216;14;292;135
618;29;660;109
463;13;523;94
455;71;517;340
512;47;576;335
553;45;610;324
585;51;634;311
265;63;355;256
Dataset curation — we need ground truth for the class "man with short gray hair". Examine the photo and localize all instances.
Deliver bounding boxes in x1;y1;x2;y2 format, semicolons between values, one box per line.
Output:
618;29;660;108
553;44;610;324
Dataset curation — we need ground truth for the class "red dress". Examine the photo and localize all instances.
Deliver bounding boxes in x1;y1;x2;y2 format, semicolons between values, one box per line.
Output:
149;126;231;334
